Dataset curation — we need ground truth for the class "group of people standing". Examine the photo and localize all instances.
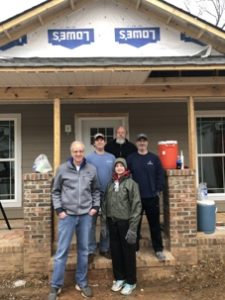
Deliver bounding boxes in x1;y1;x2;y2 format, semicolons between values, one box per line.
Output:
48;126;165;300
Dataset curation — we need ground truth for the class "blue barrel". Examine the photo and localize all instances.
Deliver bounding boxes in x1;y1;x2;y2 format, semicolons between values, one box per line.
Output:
197;200;216;234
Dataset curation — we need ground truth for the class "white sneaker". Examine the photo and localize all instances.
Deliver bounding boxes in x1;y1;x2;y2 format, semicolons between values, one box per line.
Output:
111;280;125;292
120;283;136;295
155;251;166;262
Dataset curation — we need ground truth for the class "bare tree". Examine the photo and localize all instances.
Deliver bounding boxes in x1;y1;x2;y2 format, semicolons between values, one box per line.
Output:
184;0;225;29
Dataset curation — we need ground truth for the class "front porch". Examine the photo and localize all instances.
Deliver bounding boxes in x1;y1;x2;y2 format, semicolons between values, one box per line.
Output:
2;210;225;284
2;169;225;282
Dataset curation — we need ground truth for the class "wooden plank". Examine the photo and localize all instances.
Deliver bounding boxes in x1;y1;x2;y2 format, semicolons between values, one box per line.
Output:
143;0;225;39
187;96;196;170
145;77;225;86
53;98;61;243
0;65;225;72
53;98;61;173
0;85;225;100
0;0;91;47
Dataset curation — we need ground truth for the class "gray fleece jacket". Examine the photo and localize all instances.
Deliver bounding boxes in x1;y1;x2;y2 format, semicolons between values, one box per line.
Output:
52;158;100;215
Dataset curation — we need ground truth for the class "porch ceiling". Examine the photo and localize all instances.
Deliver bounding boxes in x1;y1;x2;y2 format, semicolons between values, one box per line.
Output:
0;69;150;87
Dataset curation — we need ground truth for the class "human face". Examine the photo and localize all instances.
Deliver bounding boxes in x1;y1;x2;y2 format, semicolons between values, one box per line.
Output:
136;138;148;154
70;142;85;165
94;137;106;151
115;162;125;177
116;127;126;140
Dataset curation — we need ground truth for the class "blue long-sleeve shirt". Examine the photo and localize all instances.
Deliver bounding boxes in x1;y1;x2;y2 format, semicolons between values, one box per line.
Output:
127;152;165;198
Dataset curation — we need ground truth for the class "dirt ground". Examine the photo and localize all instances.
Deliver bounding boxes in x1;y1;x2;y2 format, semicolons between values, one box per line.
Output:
1;260;225;300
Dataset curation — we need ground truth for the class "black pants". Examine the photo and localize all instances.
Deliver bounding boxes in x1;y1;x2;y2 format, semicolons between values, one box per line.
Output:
137;196;163;252
107;218;136;285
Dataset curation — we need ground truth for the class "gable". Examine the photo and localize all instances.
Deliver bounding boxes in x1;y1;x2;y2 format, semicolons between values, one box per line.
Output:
0;0;222;58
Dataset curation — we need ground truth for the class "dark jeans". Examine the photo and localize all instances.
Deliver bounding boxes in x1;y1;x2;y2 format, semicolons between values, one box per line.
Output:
107;218;136;285
137;196;163;252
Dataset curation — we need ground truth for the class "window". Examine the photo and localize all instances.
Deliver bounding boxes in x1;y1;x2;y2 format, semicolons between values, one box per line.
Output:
197;116;225;195
90;127;114;144
0;114;21;207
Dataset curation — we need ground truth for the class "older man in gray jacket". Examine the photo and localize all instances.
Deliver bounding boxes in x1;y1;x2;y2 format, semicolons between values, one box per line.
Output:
48;141;100;300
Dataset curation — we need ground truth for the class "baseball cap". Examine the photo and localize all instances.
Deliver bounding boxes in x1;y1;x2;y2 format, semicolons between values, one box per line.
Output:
93;133;105;140
136;133;148;141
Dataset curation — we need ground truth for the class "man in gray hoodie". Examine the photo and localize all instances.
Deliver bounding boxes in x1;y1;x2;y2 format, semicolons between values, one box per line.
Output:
48;141;100;300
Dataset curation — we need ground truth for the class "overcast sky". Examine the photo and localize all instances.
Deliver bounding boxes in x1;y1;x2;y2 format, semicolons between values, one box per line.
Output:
0;0;45;22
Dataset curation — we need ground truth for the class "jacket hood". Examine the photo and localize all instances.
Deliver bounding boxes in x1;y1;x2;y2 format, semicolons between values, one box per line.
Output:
114;157;127;169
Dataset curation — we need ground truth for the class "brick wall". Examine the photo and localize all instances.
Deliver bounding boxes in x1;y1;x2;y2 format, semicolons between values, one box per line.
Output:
165;169;198;264
23;173;53;274
197;233;225;262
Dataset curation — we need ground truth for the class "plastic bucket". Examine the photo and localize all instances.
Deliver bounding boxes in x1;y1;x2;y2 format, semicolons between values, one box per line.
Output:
197;200;216;234
158;140;178;169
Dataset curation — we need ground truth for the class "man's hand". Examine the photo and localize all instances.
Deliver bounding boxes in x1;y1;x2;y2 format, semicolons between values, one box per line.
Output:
58;211;67;219
89;208;97;216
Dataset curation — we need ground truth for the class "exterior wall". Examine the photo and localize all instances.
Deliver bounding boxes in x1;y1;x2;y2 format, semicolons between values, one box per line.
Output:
62;102;189;162
1;100;225;216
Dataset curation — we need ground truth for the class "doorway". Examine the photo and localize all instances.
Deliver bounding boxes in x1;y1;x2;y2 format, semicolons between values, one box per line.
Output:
75;114;128;155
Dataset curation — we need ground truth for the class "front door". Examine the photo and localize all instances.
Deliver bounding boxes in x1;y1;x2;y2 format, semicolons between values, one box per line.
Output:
75;115;128;155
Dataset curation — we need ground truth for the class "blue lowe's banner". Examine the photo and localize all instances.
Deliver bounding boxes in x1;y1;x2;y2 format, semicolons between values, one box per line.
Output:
0;35;27;51
115;27;160;47
48;29;94;49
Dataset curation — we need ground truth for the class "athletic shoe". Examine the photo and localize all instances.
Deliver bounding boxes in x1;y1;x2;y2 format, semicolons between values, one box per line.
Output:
75;284;93;298
155;251;166;262
111;280;125;292
120;283;136;295
48;287;62;300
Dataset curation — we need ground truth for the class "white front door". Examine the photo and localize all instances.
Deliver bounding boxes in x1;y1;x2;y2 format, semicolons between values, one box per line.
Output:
75;115;128;155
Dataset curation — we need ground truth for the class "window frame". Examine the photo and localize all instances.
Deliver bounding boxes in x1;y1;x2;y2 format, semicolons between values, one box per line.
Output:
196;110;225;201
0;114;21;207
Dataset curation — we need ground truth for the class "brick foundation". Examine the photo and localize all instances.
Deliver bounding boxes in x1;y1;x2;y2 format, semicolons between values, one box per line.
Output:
23;173;53;274
197;232;225;262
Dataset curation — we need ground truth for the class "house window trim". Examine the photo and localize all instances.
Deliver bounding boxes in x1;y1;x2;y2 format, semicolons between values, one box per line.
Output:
0;114;22;208
195;110;225;201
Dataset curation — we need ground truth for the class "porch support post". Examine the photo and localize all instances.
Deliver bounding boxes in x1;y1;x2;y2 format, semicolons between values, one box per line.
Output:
53;98;61;243
54;98;61;173
187;96;196;170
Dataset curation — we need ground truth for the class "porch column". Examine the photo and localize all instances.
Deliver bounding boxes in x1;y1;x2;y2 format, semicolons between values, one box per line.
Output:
187;96;196;170
53;98;61;242
166;169;197;264
54;98;61;173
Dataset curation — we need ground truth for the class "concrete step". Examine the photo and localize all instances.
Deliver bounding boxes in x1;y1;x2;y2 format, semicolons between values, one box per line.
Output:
49;247;176;286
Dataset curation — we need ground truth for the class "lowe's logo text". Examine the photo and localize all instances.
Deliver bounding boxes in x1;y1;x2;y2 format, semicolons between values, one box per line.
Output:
48;29;94;49
115;27;160;47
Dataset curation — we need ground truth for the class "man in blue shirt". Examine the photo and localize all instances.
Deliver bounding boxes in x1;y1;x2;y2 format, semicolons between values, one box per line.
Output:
127;133;165;261
87;133;115;262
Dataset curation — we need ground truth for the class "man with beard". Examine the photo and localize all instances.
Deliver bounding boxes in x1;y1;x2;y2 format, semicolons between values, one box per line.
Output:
105;126;137;159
